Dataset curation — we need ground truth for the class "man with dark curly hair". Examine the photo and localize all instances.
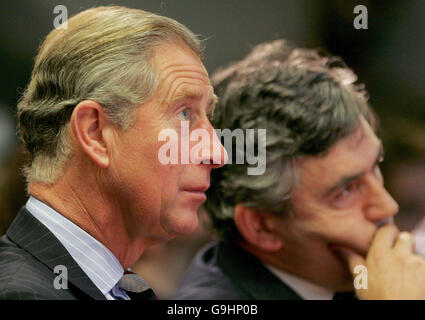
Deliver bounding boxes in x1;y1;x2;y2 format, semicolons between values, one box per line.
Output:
175;40;425;300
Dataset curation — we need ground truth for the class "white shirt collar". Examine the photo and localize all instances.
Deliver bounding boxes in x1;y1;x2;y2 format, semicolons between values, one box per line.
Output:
264;263;334;300
26;196;124;296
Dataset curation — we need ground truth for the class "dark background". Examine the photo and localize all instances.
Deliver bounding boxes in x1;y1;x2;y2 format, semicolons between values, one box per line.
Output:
0;0;424;298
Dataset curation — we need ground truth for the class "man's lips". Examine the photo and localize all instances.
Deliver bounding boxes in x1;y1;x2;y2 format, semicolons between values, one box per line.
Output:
183;185;210;193
375;217;394;228
182;185;209;201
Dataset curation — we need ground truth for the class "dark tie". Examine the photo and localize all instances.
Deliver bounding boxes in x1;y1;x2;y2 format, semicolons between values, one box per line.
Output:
332;291;357;300
118;271;158;300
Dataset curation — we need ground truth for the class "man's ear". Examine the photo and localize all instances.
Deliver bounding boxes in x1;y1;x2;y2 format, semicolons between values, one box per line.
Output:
234;204;283;252
71;100;113;168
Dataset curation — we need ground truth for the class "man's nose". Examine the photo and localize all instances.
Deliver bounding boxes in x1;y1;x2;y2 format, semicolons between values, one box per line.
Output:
207;127;228;168
365;176;399;222
194;125;228;167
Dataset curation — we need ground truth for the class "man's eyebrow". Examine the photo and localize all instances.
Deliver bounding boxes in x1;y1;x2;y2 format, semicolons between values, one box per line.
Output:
323;142;384;197
170;88;216;104
171;88;204;103
170;88;217;116
324;172;364;197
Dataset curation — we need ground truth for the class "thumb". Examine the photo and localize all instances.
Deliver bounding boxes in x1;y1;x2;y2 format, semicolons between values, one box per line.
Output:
333;246;366;278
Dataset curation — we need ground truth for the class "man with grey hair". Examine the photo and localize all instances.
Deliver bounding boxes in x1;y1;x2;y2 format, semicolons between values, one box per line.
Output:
0;6;226;299
175;39;425;300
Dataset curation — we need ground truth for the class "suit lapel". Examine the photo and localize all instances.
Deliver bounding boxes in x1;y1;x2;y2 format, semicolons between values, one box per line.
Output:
7;207;106;300
216;241;302;300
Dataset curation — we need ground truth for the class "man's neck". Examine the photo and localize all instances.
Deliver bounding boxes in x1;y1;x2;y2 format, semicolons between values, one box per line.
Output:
239;241;354;292
28;175;147;270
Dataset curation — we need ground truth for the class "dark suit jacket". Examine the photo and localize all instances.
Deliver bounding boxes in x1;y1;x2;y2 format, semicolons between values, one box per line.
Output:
0;207;107;300
174;241;302;300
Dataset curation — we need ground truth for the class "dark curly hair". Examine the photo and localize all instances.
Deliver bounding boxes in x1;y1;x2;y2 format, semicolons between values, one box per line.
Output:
205;39;377;242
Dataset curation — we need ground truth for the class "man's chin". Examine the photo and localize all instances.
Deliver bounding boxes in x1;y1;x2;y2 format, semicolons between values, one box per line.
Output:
329;243;368;269
339;277;356;292
329;243;367;258
163;210;200;238
330;255;359;291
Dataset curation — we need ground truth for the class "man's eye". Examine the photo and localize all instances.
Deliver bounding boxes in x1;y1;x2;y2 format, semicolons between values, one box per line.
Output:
336;183;357;200
177;108;191;121
373;164;384;183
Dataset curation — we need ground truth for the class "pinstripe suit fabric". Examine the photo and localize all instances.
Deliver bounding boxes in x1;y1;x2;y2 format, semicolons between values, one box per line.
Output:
0;207;106;300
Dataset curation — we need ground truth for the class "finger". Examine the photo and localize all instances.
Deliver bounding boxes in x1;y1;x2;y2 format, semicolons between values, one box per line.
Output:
393;232;415;253
333;246;365;278
368;224;399;258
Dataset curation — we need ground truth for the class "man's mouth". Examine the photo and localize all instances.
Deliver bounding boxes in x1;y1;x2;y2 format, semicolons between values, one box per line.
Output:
182;185;209;201
183;185;210;193
375;217;394;228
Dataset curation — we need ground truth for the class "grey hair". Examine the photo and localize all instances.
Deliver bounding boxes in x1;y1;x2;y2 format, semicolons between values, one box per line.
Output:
17;6;202;184
205;39;376;241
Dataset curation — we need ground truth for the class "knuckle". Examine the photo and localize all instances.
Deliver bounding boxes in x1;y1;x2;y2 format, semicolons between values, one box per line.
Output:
398;232;413;241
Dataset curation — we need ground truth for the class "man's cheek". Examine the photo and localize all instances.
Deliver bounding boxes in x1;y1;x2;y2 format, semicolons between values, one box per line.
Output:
337;227;375;256
321;223;369;248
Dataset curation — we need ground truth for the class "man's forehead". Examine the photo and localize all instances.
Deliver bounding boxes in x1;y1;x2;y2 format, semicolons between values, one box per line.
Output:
328;118;380;158
295;123;382;195
152;43;208;79
151;45;212;97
